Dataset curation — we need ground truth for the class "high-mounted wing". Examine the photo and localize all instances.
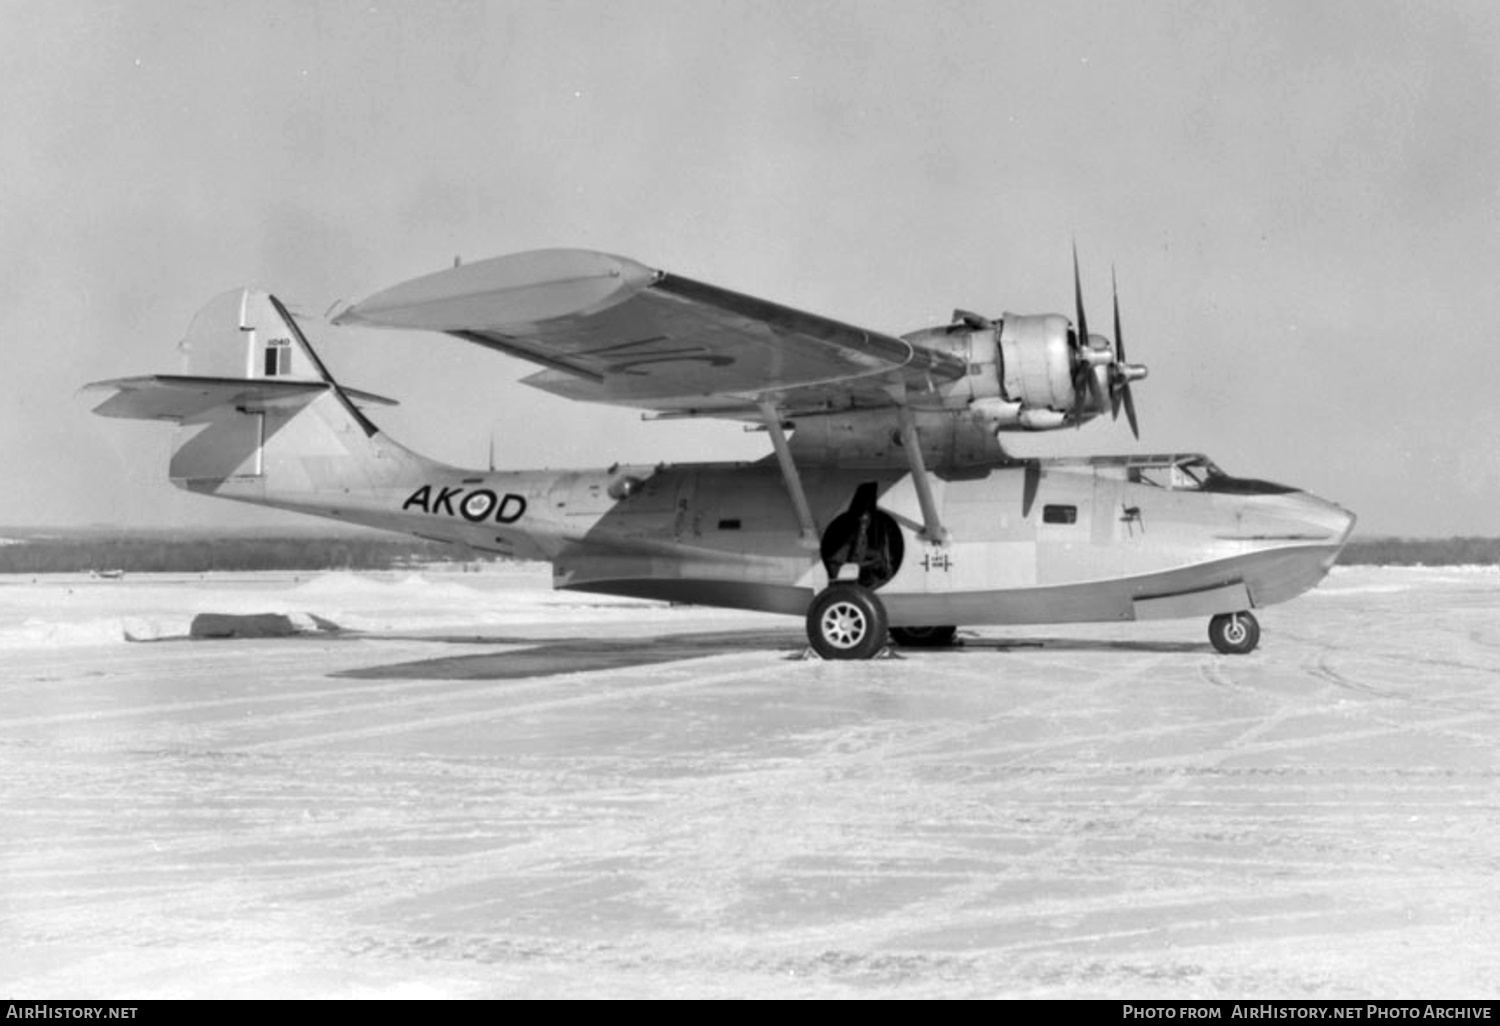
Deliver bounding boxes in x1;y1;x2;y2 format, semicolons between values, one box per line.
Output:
333;249;967;417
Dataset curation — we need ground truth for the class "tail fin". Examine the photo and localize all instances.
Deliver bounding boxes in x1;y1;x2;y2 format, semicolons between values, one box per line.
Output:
87;288;426;516
181;288;330;383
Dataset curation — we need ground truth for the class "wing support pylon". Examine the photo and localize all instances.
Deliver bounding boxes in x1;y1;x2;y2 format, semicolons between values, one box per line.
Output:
887;385;950;546
757;400;820;549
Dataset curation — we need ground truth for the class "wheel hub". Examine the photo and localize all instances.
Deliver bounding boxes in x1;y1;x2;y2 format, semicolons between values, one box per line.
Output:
822;602;867;648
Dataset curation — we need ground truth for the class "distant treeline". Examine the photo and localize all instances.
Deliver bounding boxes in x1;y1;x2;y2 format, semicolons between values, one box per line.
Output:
0;534;493;574
1336;537;1500;566
1;532;1496;574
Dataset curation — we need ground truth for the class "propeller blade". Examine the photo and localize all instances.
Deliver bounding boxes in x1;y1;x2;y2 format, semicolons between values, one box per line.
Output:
1112;267;1139;439
1072;244;1089;349
1070;368;1090;427
1070;246;1090;426
1111;267;1127;365
1086;352;1106;415
1111;267;1123;419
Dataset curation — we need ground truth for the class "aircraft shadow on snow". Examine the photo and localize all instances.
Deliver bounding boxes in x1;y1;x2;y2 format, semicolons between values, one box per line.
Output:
327;629;1206;681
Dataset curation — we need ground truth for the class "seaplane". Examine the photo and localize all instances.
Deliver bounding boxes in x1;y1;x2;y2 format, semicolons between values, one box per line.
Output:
87;248;1355;659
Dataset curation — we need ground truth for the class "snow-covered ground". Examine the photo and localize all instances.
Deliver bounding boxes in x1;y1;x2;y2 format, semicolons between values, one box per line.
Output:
4;564;1500;997
3;562;1497;652
0;562;740;650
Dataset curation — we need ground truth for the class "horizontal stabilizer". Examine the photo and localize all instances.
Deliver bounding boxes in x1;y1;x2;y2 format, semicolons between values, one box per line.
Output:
85;374;397;422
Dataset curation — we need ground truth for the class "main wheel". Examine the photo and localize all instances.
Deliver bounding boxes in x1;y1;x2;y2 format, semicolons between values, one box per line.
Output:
889;625;958;648
806;584;889;660
1208;611;1260;655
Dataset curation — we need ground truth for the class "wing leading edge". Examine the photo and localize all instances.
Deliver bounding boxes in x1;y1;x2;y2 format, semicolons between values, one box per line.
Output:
333;249;967;417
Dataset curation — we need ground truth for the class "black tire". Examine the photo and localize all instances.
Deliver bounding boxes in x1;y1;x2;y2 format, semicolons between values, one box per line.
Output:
1208;611;1260;655
889;625;958;648
806;584;889;660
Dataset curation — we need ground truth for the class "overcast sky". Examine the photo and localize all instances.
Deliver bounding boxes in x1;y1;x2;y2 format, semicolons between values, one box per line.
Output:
5;0;1498;536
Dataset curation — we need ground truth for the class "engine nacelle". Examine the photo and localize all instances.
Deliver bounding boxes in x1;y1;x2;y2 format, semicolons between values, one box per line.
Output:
997;313;1077;413
906;300;1141;433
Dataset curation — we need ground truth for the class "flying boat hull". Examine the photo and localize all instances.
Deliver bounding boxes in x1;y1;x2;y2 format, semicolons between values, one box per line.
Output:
535;459;1355;628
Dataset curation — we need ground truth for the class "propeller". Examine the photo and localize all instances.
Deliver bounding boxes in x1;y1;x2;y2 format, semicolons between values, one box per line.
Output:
1070;246;1105;426
1111;268;1140;440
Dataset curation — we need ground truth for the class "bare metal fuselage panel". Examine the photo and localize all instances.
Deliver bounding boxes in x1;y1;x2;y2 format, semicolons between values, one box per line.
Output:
207;448;1352;628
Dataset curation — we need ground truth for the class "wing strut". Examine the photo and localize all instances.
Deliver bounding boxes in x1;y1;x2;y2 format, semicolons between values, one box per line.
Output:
887;387;950;545
757;401;820;548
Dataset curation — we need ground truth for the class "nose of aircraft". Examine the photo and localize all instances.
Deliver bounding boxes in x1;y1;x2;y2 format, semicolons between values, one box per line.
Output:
1221;487;1356;606
1291;490;1357;562
1233;487;1356;552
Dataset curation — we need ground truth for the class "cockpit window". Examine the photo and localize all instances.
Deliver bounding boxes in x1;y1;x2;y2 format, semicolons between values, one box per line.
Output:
1130;460;1213;490
1128;457;1294;495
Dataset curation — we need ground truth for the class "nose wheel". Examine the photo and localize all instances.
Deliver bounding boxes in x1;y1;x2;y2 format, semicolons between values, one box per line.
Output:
806;583;889;660
1208;611;1260;655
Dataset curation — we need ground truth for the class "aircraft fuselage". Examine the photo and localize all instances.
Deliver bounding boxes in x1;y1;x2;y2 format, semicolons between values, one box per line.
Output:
219;452;1354;630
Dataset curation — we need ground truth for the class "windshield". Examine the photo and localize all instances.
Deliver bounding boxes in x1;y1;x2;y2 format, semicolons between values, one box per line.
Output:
1128;456;1296;495
1129;457;1216;490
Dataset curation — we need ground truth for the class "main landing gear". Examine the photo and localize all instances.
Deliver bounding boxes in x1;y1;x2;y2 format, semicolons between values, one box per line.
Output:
806;583;889;660
1208;611;1260;655
803;586;959;659
806;482;906;660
